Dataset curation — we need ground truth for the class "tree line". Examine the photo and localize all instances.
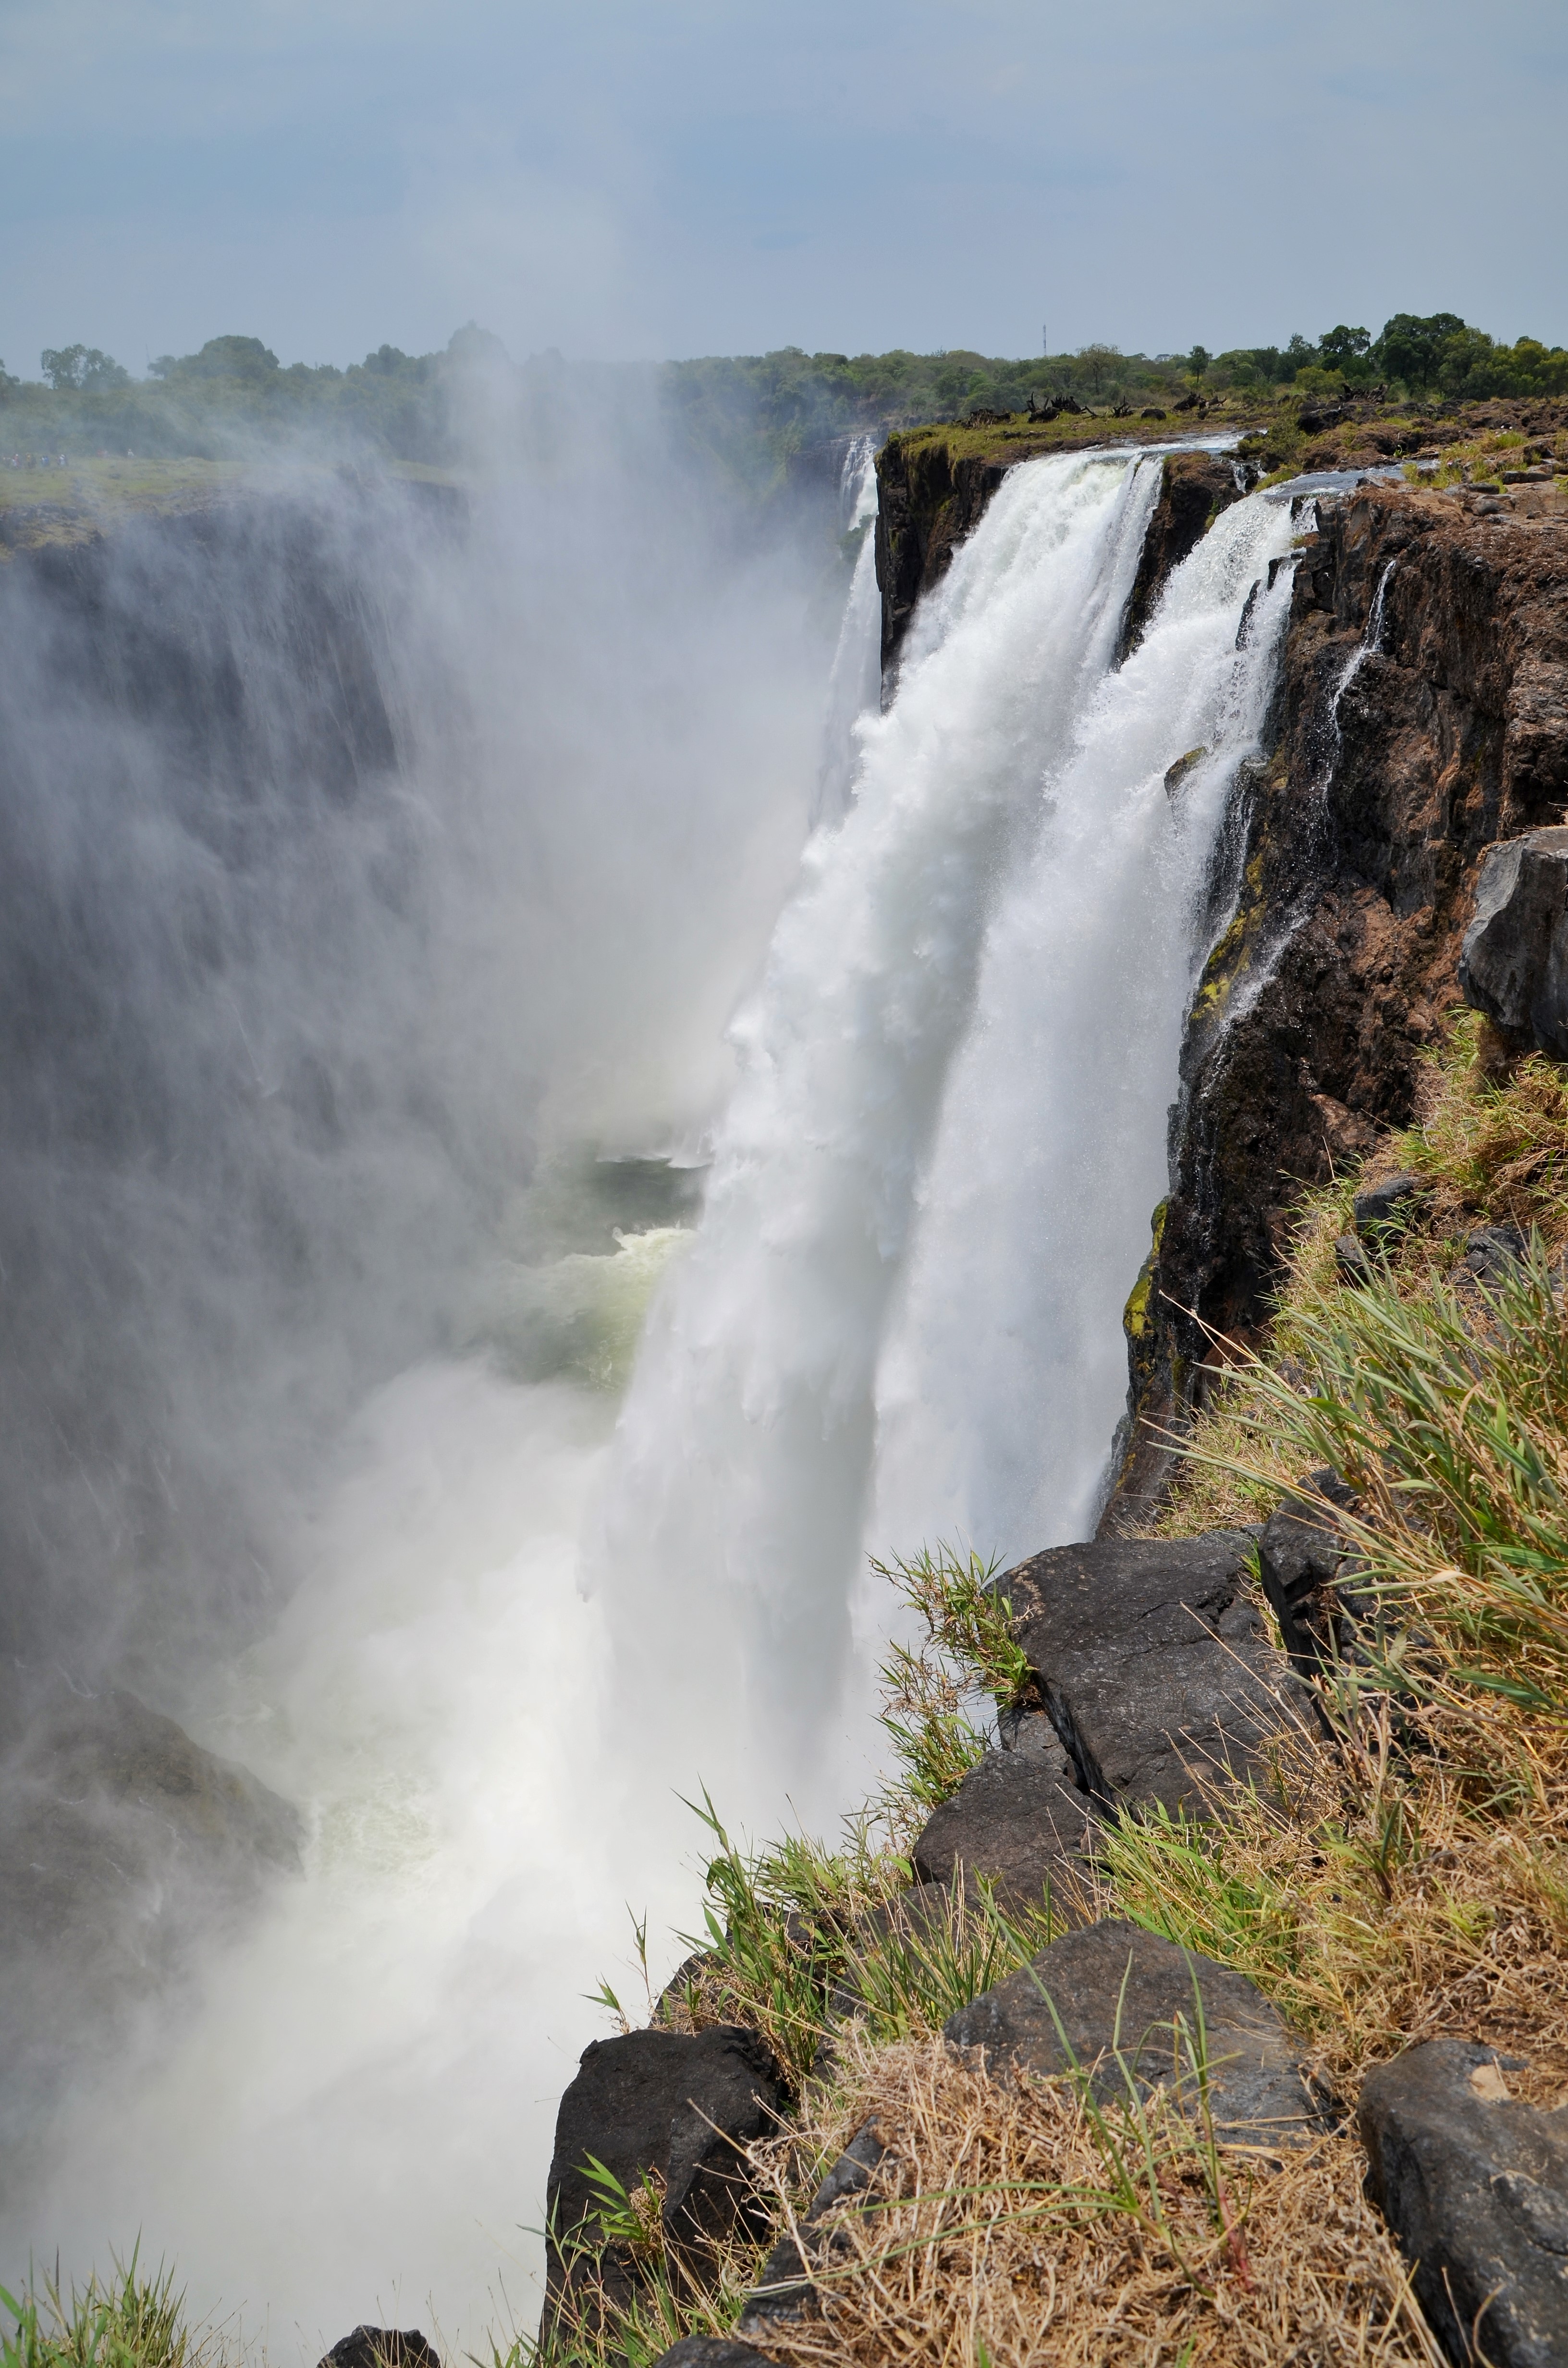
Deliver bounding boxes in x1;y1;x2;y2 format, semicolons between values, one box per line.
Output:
2;312;1563;492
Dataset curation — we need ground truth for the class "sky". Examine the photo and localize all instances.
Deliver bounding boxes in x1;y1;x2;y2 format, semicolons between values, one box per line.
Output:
2;0;1566;378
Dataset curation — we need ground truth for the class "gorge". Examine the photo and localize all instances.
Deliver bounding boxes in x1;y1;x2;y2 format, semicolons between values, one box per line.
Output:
3;389;1568;2367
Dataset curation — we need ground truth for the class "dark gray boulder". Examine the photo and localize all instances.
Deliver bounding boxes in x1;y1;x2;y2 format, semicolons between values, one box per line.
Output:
1353;1172;1427;1237
1458;826;1568;1059
909;1749;1096;1922
945;1919;1318;2146
1258;1472;1355;1678
996;1704;1073;1771
317;2332;441;2368
1335;1232;1376;1285
737;2118;888;2334
1360;2038;1568;2368
1465;1223;1530;1286
999;1534;1309;1817
542;2025;787;2323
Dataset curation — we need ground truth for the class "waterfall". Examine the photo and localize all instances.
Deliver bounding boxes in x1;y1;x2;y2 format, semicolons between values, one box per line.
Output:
3;438;1301;2360
812;436;881;826
598;453;1298;1824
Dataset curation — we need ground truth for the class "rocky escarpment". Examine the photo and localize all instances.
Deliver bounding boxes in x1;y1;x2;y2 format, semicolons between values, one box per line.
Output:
1105;482;1568;1519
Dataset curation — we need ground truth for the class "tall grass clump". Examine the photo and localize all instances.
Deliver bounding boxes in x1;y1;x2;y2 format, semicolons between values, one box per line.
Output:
0;2259;213;2368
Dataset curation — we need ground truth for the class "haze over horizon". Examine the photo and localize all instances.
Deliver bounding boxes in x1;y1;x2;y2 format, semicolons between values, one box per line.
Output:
3;0;1565;382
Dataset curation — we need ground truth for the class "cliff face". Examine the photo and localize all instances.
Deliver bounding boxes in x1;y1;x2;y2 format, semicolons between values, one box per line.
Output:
1106;484;1568;1519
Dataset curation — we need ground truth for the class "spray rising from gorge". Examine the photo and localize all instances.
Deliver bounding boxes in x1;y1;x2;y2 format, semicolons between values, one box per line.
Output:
1;429;1298;2355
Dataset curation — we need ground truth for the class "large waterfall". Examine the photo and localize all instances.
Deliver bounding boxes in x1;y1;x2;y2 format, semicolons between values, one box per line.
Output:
1;441;1296;2357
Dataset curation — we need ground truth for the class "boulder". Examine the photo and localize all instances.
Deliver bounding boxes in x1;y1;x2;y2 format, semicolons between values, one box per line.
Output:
1360;2038;1568;2367
909;1749;1096;1922
945;1920;1318;2146
1335;1232;1376;1285
999;1534;1310;1817
1465;1222;1530;1286
996;1704;1072;1766
1258;1472;1355;1677
318;2334;441;2368
1353;1172;1427;1237
737;2118;888;2334
542;2025;787;2321
1458;827;1568;1059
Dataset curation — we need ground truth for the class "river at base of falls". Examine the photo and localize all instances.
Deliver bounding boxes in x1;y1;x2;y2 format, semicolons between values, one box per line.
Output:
5;450;1297;2361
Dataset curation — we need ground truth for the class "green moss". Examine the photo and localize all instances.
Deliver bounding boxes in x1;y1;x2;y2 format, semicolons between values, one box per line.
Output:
1123;1199;1170;1341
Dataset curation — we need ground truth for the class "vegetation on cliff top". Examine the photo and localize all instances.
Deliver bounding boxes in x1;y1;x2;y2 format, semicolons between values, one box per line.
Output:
3;309;1566;494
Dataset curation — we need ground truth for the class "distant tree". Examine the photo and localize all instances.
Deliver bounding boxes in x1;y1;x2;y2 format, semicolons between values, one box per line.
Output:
1188;345;1210;380
1285;333;1317;372
152;336;281;382
1319;325;1371;370
1079;342;1122;394
362;345;410;376
39;345;130;391
1373;313;1466;392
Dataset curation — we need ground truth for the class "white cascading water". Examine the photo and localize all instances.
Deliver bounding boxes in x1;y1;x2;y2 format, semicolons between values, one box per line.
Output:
812;436;882;826
595;451;1296;1816
10;444;1299;2362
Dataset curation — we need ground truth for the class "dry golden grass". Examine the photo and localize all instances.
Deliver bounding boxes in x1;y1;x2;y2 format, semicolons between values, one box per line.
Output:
750;2027;1440;2368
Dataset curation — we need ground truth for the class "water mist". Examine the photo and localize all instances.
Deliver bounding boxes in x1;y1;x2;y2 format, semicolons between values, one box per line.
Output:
1;429;1298;2362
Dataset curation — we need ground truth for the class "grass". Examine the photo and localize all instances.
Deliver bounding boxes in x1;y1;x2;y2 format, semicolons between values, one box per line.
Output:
0;2258;216;2368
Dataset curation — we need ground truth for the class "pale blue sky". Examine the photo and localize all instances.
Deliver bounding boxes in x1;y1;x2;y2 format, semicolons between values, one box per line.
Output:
3;0;1565;375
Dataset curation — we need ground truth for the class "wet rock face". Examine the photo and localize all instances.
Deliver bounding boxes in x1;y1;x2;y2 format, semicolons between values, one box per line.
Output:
1360;2039;1568;2368
945;1920;1319;2147
0;1682;301;2145
874;438;1006;678
1458;825;1568;1057
541;2025;787;2330
1106;487;1568;1525
1117;452;1247;660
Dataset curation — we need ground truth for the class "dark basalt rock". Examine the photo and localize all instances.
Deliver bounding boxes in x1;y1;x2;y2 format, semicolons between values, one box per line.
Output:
1118;454;1247;661
1335;1232;1376;1285
1466;1221;1530;1284
737;2118;888;2334
1353;1172;1427;1236
997;1533;1309;1817
542;2025;787;2326
1102;484;1568;1529
318;2331;441;2368
910;1749;1096;1921
945;1920;1319;2146
0;1682;303;2141
1258;1472;1356;1677
1459;827;1568;1060
1360;2038;1568;2367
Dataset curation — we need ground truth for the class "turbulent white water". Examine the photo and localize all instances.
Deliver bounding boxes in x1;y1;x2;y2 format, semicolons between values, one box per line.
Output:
7;445;1298;2362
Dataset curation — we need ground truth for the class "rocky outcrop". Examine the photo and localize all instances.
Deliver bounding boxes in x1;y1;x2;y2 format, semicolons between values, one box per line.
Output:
542;2025;787;2328
874;437;1007;677
1360;2039;1568;2368
0;1682;301;2141
737;2118;888;2336
996;1533;1307;1817
1458;825;1568;1056
1105;485;1568;1523
945;1921;1320;2146
1117;451;1248;658
909;1749;1096;1920
317;2331;442;2368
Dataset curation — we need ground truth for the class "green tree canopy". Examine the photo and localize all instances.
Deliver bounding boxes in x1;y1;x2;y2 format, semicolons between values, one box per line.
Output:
39;345;130;392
